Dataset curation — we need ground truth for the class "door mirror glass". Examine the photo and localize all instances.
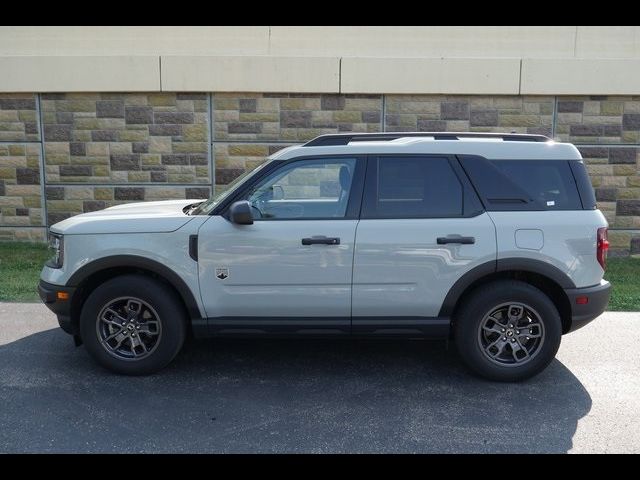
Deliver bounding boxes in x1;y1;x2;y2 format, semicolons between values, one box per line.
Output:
229;200;254;225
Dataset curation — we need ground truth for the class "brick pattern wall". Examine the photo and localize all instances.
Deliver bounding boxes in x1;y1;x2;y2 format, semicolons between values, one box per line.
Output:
0;94;40;142
41;93;210;184
214;93;382;141
555;96;640;144
45;185;211;225
384;95;553;135
0;143;45;241
213;93;382;191
1;92;639;254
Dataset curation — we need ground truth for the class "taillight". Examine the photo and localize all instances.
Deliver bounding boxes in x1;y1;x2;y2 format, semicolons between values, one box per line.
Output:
597;227;609;270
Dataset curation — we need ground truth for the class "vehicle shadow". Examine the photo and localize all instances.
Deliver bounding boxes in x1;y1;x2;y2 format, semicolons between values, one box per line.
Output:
0;329;591;453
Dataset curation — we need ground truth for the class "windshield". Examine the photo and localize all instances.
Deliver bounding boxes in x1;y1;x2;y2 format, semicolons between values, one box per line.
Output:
190;160;271;215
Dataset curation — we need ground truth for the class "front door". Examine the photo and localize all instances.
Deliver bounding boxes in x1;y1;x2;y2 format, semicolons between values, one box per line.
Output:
197;156;365;334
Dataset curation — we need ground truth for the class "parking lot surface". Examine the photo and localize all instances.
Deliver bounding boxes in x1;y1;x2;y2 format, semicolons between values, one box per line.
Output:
0;303;638;453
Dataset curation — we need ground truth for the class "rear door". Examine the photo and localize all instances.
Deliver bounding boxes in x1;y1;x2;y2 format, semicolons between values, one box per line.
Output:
352;154;497;334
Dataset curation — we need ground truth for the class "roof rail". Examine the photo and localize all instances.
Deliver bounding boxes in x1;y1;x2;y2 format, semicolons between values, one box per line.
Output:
303;132;552;147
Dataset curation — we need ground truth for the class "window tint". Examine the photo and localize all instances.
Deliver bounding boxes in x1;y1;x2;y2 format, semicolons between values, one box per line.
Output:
245;158;357;219
459;156;584;211
490;160;582;210
569;160;596;209
363;156;463;218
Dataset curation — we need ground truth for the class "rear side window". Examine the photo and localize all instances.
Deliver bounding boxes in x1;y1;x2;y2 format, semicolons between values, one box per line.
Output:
459;156;583;211
362;156;463;218
569;160;597;209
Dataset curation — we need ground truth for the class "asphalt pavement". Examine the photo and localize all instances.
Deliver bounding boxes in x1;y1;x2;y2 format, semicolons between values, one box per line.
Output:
0;303;638;453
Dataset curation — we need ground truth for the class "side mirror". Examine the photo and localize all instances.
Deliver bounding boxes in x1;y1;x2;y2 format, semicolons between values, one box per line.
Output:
229;200;254;225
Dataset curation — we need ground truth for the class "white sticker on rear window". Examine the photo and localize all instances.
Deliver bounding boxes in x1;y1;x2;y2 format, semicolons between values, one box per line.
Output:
547;200;555;206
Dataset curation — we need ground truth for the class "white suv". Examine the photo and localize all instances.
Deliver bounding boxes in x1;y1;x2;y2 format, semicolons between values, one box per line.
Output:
39;132;611;381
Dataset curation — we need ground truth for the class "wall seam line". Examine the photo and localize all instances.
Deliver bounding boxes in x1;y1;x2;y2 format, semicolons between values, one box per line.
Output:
35;93;48;232
209;92;215;193
338;57;342;94
211;139;302;145
518;58;523;96
47;183;216;188
381;94;386;132
159;56;163;92
0;225;47;229
573;144;640;148
551;96;558;139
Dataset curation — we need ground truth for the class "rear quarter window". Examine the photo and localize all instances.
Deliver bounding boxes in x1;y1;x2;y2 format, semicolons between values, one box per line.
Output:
569;160;597;209
459;156;584;211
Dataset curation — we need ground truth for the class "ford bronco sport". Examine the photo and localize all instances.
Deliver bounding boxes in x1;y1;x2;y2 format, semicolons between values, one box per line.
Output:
39;132;611;381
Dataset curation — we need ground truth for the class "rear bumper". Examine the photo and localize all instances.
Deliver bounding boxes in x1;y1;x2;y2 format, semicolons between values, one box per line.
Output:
38;280;77;335
564;280;611;333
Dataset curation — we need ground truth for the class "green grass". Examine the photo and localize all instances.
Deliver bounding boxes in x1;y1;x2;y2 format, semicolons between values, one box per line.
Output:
0;241;50;302
0;241;639;310
604;257;640;311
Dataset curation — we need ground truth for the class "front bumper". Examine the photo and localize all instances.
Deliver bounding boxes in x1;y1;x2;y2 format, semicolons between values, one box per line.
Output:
564;280;611;333
38;279;77;335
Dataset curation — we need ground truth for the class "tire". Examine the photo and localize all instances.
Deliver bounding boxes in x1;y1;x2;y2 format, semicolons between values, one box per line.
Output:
79;274;187;375
453;280;562;382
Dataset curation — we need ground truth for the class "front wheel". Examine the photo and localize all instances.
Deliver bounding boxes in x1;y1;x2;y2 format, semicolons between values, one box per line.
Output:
454;280;562;382
80;274;187;375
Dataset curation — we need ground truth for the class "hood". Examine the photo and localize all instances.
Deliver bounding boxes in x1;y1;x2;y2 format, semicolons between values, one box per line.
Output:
51;199;206;235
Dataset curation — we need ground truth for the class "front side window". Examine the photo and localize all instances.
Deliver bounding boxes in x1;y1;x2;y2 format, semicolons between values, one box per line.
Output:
190;160;270;215
243;157;358;220
363;156;463;218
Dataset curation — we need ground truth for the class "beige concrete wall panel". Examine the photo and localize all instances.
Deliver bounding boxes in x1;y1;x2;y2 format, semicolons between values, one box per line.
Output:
269;26;577;58
0;56;160;92
162;56;340;93
522;59;640;95
341;58;521;94
0;26;269;56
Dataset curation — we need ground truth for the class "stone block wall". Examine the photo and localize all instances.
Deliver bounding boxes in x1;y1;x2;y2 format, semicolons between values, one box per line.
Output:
212;93;381;191
0;93;212;241
41;93;210;185
384;95;553;135
0;92;639;255
0;142;44;241
0;92;45;241
0;94;40;142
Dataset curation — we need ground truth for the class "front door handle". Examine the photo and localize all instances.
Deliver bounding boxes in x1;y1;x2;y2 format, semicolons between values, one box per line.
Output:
437;235;475;245
302;236;340;246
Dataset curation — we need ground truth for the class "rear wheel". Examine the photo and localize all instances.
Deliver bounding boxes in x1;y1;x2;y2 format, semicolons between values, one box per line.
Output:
80;274;187;375
454;280;562;382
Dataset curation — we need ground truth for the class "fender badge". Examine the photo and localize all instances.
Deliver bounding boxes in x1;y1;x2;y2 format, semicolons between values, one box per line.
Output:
215;267;229;280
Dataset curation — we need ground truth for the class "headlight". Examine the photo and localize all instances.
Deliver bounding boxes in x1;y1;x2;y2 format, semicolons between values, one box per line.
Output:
46;232;64;269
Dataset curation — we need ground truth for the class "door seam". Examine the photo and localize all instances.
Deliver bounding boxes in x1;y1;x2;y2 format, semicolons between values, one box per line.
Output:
350;155;370;333
350;218;361;334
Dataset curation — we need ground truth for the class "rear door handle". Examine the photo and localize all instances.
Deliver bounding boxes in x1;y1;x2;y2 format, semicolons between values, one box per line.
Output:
437;235;475;245
302;236;340;246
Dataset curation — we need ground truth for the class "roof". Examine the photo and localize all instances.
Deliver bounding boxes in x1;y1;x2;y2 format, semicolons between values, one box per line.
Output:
270;132;582;161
